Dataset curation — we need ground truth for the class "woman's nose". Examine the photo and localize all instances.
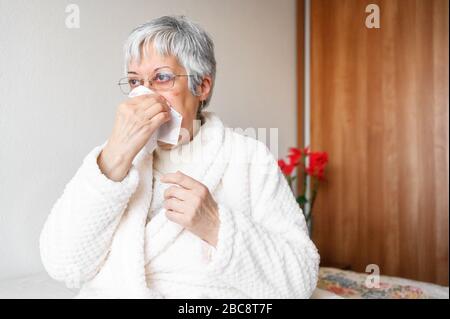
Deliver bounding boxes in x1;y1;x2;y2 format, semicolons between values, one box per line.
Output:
142;80;152;90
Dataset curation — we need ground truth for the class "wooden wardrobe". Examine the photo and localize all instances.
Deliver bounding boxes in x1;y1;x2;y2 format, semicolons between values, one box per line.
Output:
297;0;449;285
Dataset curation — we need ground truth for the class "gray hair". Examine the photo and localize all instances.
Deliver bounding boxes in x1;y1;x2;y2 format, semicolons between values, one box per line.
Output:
123;15;216;112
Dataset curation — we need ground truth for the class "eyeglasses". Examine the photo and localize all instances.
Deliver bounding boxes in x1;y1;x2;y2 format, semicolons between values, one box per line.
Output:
118;68;193;95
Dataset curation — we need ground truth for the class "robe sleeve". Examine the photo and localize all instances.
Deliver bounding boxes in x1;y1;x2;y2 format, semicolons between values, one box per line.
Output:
39;142;139;288
206;139;320;298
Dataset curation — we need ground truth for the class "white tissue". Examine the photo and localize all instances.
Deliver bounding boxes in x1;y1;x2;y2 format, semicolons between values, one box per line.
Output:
128;86;183;150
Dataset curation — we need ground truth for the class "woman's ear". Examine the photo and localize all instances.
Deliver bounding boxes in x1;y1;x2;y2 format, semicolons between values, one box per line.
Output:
197;76;212;101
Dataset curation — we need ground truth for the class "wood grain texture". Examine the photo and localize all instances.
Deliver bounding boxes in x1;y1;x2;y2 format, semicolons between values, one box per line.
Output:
309;0;449;285
297;0;304;151
297;0;307;196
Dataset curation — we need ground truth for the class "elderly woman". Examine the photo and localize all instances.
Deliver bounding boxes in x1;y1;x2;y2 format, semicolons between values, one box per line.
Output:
40;15;319;299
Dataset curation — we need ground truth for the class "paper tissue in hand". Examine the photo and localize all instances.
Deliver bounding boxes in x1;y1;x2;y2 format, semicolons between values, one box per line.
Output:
128;86;183;151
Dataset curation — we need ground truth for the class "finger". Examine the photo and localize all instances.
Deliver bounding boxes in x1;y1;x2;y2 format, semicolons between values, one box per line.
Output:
139;102;170;121
165;209;185;225
138;99;170;116
164;186;191;201
160;171;202;190
139;111;170;132
164;198;188;214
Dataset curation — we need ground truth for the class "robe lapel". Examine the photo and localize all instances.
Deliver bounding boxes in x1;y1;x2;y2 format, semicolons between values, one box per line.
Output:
145;113;232;264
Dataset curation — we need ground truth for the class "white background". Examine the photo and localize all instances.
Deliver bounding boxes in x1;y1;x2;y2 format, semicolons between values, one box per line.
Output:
0;0;297;280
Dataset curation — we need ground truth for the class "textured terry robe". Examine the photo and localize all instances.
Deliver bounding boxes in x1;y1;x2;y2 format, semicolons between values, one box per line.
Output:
40;112;320;298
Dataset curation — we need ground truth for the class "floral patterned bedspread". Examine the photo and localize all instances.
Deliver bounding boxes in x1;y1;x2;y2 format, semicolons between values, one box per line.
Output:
317;267;449;299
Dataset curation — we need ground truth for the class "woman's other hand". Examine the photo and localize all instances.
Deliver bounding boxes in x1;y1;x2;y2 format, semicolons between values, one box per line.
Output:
161;171;220;247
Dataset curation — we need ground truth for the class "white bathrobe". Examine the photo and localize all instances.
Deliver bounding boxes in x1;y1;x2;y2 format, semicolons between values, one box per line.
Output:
40;112;320;299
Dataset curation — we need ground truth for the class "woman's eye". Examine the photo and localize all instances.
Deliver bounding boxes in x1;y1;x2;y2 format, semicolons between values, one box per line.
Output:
128;79;140;86
154;73;172;82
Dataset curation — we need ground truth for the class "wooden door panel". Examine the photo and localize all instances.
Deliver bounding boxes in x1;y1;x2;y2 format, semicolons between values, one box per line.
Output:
309;0;449;285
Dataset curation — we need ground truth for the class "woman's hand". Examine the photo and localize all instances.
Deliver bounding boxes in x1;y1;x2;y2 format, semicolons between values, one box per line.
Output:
98;94;171;182
161;171;220;247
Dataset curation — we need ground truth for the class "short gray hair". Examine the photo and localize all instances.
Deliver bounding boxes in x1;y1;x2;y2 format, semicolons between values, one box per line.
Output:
123;15;216;111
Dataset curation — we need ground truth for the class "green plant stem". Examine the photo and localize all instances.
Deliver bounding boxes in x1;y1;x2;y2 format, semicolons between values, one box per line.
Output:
302;155;308;199
288;175;295;191
309;178;319;215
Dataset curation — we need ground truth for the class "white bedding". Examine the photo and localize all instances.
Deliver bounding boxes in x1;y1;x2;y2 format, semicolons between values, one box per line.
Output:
0;272;340;299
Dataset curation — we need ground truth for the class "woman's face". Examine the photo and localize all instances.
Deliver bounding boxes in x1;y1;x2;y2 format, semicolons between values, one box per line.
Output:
127;44;212;148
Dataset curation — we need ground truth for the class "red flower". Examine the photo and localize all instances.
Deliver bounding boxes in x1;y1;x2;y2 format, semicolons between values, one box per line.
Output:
278;159;296;176
288;147;311;166
305;151;329;180
279;147;328;179
288;147;302;165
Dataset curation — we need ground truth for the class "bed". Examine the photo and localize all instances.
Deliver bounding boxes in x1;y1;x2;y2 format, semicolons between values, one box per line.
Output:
313;267;449;299
0;268;448;299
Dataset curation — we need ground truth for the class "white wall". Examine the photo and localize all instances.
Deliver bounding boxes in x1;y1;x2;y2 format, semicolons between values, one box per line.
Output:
0;0;297;279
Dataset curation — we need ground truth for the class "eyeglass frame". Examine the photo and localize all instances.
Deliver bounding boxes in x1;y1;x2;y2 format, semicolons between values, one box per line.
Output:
117;70;195;95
